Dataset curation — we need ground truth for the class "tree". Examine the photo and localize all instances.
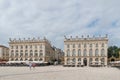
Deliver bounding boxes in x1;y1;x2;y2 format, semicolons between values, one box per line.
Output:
108;46;120;58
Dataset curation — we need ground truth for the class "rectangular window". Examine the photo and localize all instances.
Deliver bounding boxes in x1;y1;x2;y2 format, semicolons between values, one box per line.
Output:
73;44;75;48
67;44;69;48
40;44;42;49
78;44;81;48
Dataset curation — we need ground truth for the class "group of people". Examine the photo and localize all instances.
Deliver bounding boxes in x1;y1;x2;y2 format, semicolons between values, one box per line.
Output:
28;62;36;70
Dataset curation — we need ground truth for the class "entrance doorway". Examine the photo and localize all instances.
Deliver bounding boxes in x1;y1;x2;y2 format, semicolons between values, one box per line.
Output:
83;58;87;66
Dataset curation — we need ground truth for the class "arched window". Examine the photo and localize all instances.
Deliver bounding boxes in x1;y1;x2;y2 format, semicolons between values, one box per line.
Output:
39;58;43;61
89;49;92;56
72;58;76;64
101;49;105;56
95;49;99;56
83;49;87;56
11;58;14;61
72;49;76;56
29;58;33;61
25;58;28;61
67;49;70;56
95;58;99;64
78;49;81;56
89;58;92;65
78;58;81;64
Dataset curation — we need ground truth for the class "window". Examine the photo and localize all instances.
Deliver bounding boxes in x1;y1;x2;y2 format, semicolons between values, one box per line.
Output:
72;58;76;64
95;58;99;64
35;50;38;56
78;49;81;56
95;49;99;56
73;44;75;48
84;43;87;48
11;46;13;49
72;49;76;56
20;50;23;57
25;45;28;49
67;58;70;64
35;45;37;49
67;49;70;56
83;49;87;56
78;58;81;64
25;50;28;56
101;49;105;56
11;58;14;61
102;43;104;47
20;58;23;61
67;44;70;48
21;45;23;49
40;44;42;49
78;44;81;48
34;58;38;61
30;50;33;56
15;58;18;61
16;45;18;49
96;43;98;47
39;58;43;61
15;50;18;57
89;49;92;56
29;58;33;61
90;44;92;48
30;45;32;49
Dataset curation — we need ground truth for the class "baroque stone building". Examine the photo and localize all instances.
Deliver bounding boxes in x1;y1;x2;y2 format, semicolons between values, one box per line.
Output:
64;35;108;67
0;45;9;61
9;37;54;63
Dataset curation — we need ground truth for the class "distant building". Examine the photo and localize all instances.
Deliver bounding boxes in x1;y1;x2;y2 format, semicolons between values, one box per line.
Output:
9;37;54;64
53;47;64;64
0;45;9;61
64;35;108;67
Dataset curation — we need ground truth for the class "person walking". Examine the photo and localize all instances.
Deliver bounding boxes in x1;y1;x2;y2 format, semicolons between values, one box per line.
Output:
29;62;32;70
32;63;36;69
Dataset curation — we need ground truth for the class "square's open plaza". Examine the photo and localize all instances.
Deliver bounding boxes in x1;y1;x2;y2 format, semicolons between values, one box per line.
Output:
0;66;119;80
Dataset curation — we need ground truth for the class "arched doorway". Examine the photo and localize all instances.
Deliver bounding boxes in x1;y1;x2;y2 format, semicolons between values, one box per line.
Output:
111;59;115;61
83;58;87;66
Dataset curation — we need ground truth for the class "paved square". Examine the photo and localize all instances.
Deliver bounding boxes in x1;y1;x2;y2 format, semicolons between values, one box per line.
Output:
0;66;120;80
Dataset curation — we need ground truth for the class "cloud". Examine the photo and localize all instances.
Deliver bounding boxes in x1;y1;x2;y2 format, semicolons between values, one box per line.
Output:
0;0;120;49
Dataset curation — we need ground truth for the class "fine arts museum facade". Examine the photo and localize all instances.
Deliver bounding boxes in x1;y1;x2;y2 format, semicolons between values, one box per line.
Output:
64;35;108;67
8;37;54;64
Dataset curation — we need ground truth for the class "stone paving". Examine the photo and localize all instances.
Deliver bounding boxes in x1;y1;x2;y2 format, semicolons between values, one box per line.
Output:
0;66;120;80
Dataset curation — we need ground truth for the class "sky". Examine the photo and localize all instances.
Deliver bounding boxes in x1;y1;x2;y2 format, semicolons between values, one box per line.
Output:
0;0;120;49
